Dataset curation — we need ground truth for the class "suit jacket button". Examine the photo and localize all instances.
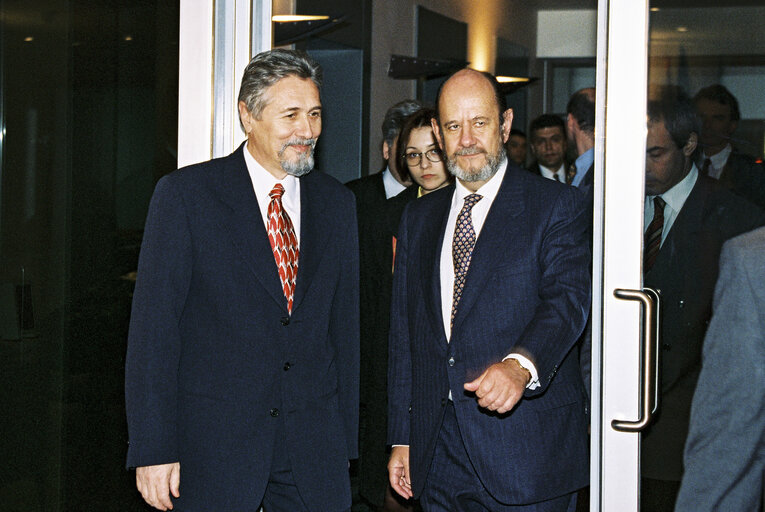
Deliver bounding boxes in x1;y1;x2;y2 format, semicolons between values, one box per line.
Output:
270;408;279;417
662;343;671;351
283;362;291;371
280;317;290;326
441;398;447;406
448;357;455;367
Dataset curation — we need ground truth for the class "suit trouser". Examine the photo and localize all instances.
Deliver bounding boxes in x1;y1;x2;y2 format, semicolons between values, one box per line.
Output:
420;402;577;512
261;422;351;512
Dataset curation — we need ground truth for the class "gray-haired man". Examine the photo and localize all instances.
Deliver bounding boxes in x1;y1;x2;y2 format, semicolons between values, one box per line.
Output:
125;48;360;511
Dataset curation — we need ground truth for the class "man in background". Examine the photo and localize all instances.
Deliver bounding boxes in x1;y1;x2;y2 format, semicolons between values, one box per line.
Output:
566;88;596;198
527;114;569;182
693;84;765;209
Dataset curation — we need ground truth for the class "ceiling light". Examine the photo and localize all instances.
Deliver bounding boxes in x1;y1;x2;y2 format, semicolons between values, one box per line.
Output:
650;7;660;12
124;35;133;41
676;26;688;32
496;76;531;83
272;15;330;23
24;36;33;42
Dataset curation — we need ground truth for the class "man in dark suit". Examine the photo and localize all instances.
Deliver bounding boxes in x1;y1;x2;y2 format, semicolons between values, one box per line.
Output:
693;84;765;210
640;86;765;511
674;226;765;512
125;49;359;512
527;114;569;182
387;69;591;511
346;99;422;511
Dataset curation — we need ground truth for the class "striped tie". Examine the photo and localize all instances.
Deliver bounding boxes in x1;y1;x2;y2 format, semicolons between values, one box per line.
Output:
643;196;666;273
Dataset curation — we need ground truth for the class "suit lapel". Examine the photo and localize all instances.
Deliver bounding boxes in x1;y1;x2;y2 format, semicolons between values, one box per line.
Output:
420;189;453;345
291;172;329;313
450;169;526;332
218;144;289;311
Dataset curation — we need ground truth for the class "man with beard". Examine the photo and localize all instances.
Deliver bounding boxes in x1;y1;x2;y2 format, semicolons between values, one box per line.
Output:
125;49;359;512
387;69;591;511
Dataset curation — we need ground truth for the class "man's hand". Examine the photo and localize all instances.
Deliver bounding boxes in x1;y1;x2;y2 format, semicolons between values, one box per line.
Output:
463;359;530;414
388;445;413;500
136;462;180;511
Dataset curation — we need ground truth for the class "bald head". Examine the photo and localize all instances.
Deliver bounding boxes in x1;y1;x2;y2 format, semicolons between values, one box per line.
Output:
431;68;513;192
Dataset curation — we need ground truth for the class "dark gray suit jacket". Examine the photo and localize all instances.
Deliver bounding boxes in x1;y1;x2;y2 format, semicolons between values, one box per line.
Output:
675;226;765;511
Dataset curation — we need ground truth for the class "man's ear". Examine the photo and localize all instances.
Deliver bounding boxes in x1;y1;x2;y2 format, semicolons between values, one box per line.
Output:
500;108;514;143
238;101;253;134
683;132;698;157
566;113;577;136
431;117;445;150
382;140;391;160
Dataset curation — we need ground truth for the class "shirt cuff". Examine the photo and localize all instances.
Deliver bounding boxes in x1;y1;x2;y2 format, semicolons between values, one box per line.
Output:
503;354;540;390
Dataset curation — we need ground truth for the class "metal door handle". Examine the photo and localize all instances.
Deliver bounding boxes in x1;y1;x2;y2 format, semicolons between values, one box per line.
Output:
611;287;660;432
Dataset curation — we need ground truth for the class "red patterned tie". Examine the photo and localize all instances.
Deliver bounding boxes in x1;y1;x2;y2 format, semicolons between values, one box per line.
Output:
267;184;299;313
451;193;483;328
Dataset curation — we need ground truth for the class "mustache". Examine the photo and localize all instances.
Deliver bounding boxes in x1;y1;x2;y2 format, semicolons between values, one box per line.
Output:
281;138;317;152
452;147;486;157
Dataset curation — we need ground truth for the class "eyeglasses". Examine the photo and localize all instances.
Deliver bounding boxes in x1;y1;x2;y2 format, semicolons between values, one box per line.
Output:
405;148;443;166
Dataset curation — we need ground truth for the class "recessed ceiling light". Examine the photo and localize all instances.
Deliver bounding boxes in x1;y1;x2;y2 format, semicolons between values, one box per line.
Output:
496;76;531;83
124;35;133;41
676;26;688;32
24;36;34;42
650;7;660;12
272;15;330;23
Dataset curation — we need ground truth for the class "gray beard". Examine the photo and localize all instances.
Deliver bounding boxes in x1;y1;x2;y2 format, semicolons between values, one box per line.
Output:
446;147;506;183
279;138;317;177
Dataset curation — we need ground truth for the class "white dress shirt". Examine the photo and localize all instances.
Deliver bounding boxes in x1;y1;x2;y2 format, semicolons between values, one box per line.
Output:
644;164;698;247
699;144;732;180
243;145;301;242
538;163;567;183
439;160;540;389
382;166;408;199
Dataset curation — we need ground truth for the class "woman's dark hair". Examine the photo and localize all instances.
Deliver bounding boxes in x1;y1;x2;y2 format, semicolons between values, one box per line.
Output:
396;107;438;181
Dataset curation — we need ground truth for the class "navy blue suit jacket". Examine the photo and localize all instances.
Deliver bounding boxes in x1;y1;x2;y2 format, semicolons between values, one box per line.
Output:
388;164;591;505
125;144;360;511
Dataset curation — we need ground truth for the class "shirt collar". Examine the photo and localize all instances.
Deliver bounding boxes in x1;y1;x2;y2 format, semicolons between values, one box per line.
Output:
382;166;408;198
454;158;507;205
538;162;566;180
242;144;299;206
703;143;732;170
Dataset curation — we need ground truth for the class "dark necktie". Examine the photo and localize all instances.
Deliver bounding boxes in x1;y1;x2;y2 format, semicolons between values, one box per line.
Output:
267;184;299;313
643;196;666;273
702;158;712;176
451;193;483;327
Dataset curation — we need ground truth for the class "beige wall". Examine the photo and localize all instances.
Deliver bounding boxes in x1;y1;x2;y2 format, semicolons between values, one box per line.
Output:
367;0;537;174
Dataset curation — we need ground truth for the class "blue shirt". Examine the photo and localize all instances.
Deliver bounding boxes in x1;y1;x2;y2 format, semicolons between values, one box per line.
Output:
571;148;594;188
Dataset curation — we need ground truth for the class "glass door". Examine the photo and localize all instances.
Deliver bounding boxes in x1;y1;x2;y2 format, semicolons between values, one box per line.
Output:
595;1;765;510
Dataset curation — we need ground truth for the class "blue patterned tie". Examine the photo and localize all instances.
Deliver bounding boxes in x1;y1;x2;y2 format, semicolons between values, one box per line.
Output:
451;193;483;327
